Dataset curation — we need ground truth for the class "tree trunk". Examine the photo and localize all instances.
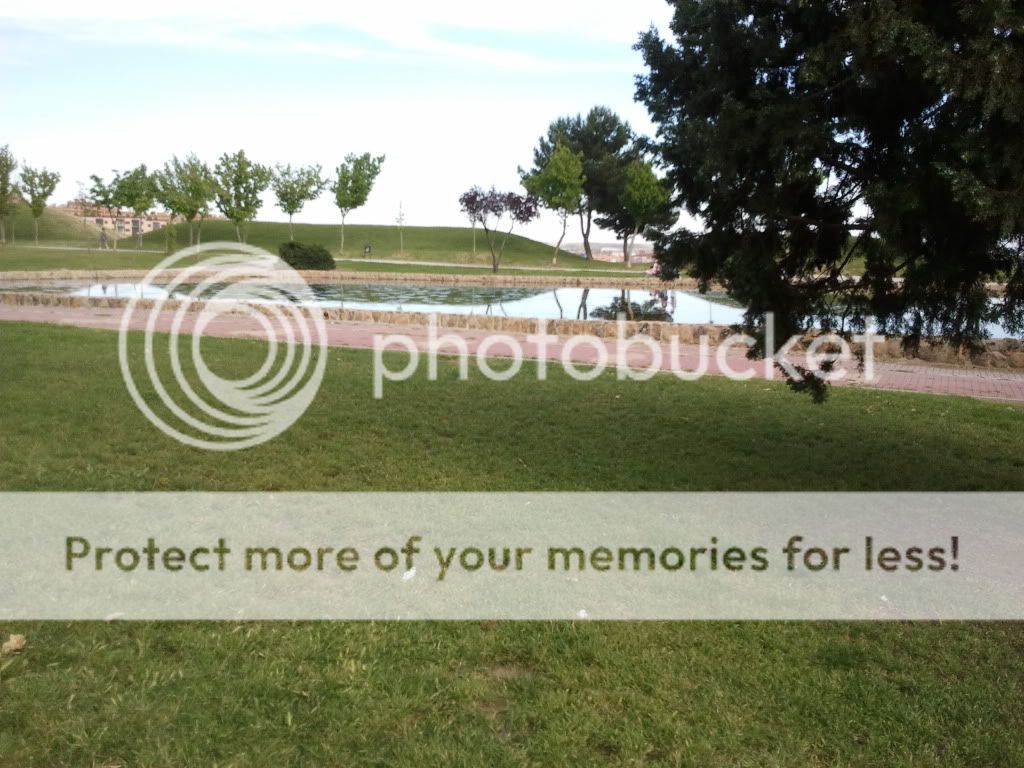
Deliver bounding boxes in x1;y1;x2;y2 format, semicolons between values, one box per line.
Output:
188;220;194;247
34;217;39;245
577;288;590;319
289;215;294;241
623;225;641;266
399;228;404;254
578;208;593;260
0;216;5;245
340;215;346;255
493;224;514;273
482;224;499;273
553;215;567;265
472;221;476;254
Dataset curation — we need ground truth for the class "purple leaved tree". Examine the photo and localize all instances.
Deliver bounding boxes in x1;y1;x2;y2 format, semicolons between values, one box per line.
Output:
459;186;539;273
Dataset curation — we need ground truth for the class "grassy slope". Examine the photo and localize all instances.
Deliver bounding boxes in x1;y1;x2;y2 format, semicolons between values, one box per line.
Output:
0;214;637;273
1;322;1023;765
0;245;640;278
144;218;613;268
2;201;102;246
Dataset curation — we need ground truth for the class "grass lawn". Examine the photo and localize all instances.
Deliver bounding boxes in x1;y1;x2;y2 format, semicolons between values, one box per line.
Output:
334;258;648;279
135;219;617;270
1;322;1023;765
0;245;198;272
1;201;104;247
0;245;648;280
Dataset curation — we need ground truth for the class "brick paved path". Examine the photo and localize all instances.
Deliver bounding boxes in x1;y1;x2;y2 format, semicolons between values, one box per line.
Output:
2;303;1023;402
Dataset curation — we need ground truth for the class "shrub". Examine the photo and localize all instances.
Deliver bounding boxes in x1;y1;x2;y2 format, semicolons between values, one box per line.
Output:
278;241;335;270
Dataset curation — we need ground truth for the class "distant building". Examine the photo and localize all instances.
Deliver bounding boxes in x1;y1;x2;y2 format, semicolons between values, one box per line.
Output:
594;244;656;264
562;241;655;263
55;200;174;238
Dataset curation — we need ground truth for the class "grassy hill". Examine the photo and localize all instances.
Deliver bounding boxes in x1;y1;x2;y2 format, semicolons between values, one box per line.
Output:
142;219;598;268
3;201;101;246
2;208;639;273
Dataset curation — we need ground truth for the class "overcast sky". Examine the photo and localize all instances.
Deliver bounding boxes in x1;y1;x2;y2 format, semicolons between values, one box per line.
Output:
0;1;678;244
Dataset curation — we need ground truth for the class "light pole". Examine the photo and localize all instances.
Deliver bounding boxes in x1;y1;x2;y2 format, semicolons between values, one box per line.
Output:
395;201;406;255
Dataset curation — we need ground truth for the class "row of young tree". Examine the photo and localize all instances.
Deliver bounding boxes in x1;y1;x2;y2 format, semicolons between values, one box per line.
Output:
0;146;61;245
459;106;674;271
86;150;385;250
0;145;385;251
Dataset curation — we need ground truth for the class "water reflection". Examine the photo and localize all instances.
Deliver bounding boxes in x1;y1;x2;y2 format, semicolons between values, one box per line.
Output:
3;279;1017;337
47;281;748;325
590;290;675;322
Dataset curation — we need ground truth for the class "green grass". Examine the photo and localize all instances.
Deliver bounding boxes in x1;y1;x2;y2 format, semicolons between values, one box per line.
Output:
0;214;647;274
0;245;196;272
0;245;647;279
334;258;647;279
2;322;1022;491
1;322;1023;766
140;218;616;269
1;201;105;247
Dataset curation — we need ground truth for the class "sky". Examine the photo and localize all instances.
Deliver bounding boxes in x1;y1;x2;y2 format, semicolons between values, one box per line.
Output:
0;1;678;245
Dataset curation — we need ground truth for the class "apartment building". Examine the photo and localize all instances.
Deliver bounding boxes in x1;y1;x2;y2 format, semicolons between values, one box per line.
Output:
55;201;172;237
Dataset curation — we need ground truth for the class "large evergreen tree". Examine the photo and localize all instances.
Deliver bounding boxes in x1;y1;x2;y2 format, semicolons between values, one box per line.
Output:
637;1;1024;366
529;107;638;260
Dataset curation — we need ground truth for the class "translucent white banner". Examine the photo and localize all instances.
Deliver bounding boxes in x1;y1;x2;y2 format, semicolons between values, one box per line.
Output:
0;493;1021;620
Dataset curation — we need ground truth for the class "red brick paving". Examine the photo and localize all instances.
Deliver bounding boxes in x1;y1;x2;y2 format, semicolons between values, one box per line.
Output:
2;303;1023;403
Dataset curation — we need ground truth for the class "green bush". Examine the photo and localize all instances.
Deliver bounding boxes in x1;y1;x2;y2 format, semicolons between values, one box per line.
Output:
278;241;335;270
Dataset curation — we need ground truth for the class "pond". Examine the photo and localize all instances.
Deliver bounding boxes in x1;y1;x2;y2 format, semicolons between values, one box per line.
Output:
3;280;1018;338
5;281;749;326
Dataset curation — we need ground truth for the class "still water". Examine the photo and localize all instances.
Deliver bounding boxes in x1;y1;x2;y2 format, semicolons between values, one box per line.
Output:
4;280;1018;337
32;281;749;325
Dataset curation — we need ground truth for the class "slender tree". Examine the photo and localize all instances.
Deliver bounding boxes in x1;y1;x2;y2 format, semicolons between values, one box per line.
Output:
331;153;385;254
19;164;61;245
0;146;18;246
154;154;215;247
596;159;673;266
271;164;327;241
88;174;120;251
115;164;157;248
459;187;539;273
522;143;586;264
213;150;272;244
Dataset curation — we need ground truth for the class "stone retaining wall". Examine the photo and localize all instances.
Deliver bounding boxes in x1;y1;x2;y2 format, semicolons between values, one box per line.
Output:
3;289;1022;369
0;268;695;291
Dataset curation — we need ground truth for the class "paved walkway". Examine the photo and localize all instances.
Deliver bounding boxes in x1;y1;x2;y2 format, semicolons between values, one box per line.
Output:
2;303;1023;402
